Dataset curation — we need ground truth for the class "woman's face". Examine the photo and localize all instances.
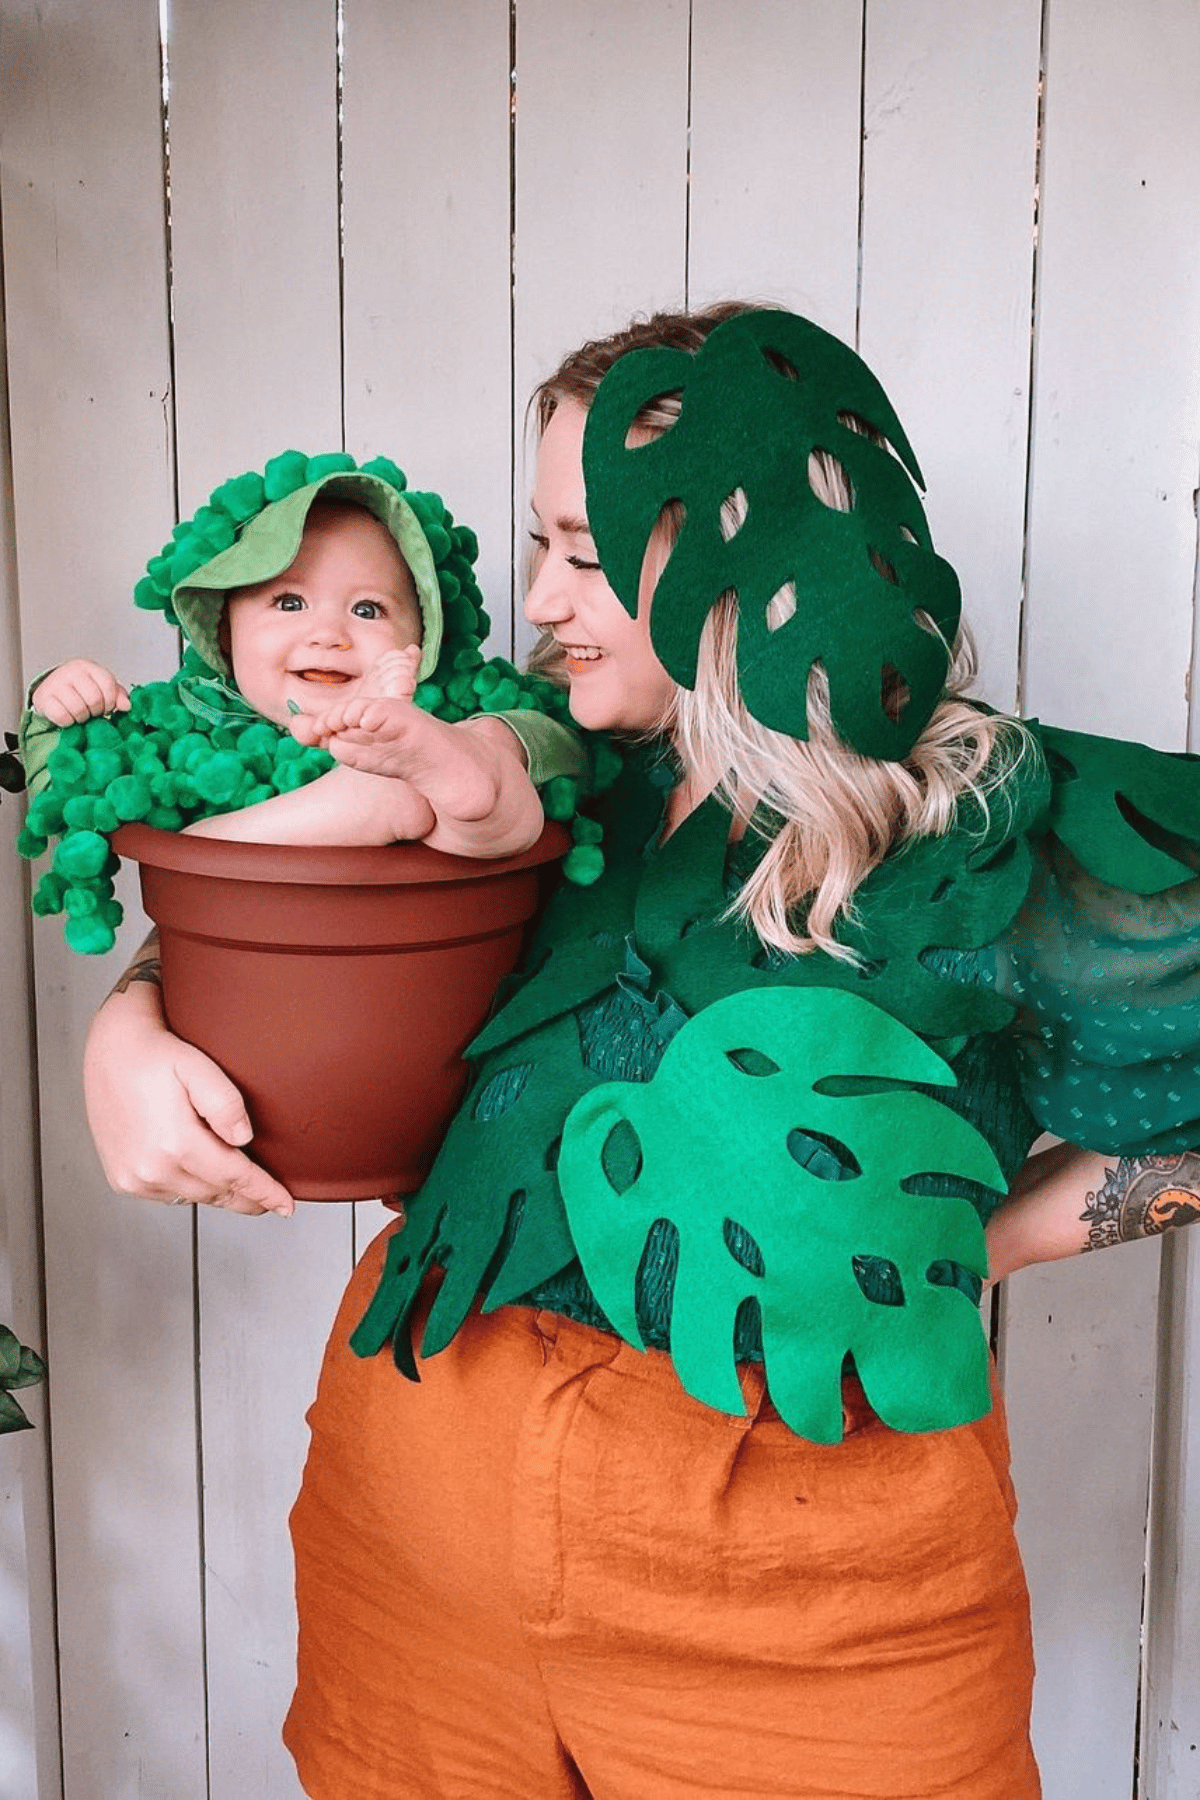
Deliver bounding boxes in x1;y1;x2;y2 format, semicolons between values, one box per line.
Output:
524;398;677;734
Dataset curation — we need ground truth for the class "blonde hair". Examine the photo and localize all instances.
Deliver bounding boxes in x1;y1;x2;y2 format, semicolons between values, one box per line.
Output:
531;303;1030;959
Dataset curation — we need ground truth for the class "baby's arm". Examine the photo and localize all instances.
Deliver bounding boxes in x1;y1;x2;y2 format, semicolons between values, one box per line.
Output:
291;697;544;859
31;658;131;726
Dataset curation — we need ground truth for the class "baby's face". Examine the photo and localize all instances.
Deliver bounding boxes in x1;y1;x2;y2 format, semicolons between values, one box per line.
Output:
225;502;422;725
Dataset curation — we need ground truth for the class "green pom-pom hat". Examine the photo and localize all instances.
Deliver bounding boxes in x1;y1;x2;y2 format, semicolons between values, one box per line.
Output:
22;449;616;952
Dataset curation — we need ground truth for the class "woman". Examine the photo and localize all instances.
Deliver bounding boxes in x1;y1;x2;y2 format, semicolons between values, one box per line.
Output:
85;304;1200;1797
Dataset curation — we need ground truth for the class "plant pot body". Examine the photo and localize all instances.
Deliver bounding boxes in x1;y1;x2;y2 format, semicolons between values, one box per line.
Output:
114;823;569;1201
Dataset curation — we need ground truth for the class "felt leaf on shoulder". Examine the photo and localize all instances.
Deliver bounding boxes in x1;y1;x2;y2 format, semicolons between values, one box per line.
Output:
582;310;960;760
1038;723;1200;893
558;987;1003;1443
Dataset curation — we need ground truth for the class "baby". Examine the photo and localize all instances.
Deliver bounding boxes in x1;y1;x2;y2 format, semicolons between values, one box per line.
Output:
25;463;585;869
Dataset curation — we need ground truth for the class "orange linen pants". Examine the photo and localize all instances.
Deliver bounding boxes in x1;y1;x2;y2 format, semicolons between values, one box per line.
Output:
285;1227;1039;1800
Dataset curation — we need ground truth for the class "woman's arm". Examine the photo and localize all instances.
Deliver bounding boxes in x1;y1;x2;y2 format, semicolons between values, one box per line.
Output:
986;1139;1200;1282
83;934;294;1216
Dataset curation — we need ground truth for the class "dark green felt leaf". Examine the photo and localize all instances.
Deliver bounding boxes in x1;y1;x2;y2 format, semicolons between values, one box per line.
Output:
0;1391;34;1434
558;987;1002;1443
351;1014;594;1369
582;310;961;760
1039;723;1200;894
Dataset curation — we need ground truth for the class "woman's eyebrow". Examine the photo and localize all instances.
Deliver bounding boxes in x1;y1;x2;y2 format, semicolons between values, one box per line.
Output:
557;514;593;536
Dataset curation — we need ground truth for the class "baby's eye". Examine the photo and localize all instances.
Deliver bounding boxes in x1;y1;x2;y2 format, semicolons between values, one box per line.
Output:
273;592;306;612
351;600;385;619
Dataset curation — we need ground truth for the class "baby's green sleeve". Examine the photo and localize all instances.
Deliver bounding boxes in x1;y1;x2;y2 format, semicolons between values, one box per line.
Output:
490;711;587;790
18;672;62;799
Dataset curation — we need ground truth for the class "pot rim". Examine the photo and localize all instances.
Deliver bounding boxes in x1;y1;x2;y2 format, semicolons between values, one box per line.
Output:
113;820;572;889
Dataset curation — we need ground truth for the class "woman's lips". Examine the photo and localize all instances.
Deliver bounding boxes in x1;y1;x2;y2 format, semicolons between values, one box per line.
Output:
564;648;602;675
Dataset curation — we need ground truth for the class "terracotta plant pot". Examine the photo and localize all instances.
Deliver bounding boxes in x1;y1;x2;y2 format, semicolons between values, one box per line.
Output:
113;822;569;1201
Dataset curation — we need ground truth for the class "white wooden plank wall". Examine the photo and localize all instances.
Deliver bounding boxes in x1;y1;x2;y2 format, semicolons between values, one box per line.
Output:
1;4;1198;1796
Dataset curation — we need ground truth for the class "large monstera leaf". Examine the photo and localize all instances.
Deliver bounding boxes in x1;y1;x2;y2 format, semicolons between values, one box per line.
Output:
558;986;1004;1443
581;310;961;760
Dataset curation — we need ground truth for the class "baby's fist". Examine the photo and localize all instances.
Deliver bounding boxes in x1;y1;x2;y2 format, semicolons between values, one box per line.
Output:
32;659;131;726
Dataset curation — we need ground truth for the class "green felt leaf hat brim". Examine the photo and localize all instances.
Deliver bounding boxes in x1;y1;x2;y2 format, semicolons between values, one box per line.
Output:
581;308;961;762
171;472;444;683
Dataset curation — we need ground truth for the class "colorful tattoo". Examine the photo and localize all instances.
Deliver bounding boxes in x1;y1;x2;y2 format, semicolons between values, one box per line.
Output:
1081;1153;1200;1250
108;931;162;996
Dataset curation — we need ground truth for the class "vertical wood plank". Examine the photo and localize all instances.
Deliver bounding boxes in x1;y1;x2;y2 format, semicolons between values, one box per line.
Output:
512;0;691;658
1143;1230;1200;1798
164;3;349;1792
0;238;61;1800
687;0;863;339
0;4;209;1797
342;0;515;656
860;0;1042;713
1021;0;1200;747
1003;6;1200;1794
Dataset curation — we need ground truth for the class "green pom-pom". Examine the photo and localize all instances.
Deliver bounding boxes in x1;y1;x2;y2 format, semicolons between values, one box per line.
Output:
210;470;266;524
62;796;101;831
169;731;213;772
134;576;168;611
84;747;125;788
263;449;311;501
413;682;444;712
146;804;184;830
45;746;87;792
64;913;116;956
17;827;48;860
571;815;603;846
359;455;407;491
25;793;66;837
53;830;110;879
243;782;275;809
480;679;520;713
305;452;356;482
563;844;605;886
31;873;67;915
83;717;124;748
63;886;99;917
472;665;501;695
106;775;154;821
541;776;578;822
192;752;246;804
447;672;477;708
188;505;237;555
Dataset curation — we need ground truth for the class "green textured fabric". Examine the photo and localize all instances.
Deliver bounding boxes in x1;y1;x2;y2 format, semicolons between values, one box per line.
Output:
558;986;1000;1442
172;472;444;681
489;710;589;789
581;310;962;761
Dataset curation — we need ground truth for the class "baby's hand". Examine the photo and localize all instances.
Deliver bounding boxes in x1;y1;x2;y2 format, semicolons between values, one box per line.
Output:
31;658;131;726
355;645;421;704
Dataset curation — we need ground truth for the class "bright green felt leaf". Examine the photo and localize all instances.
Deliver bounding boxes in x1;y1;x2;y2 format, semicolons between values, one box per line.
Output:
581;310;961;760
1039;724;1200;894
558;986;1003;1443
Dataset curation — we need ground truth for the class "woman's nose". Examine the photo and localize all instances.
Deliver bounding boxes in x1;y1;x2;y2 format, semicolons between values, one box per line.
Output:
524;559;571;626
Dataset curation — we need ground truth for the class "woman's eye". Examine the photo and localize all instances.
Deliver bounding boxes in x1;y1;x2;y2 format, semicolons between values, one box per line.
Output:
528;531;549;553
352;600;383;619
566;555;602;572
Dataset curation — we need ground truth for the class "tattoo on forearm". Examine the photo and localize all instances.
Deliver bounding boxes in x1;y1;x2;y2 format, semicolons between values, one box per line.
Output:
108;931;162;997
1081;1154;1200;1250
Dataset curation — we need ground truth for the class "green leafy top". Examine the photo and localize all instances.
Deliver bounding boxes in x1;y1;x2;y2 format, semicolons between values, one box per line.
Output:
582;310;961;761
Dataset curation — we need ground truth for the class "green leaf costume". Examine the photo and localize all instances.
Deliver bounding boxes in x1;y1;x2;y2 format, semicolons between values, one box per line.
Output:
558;987;1001;1443
581;311;961;761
